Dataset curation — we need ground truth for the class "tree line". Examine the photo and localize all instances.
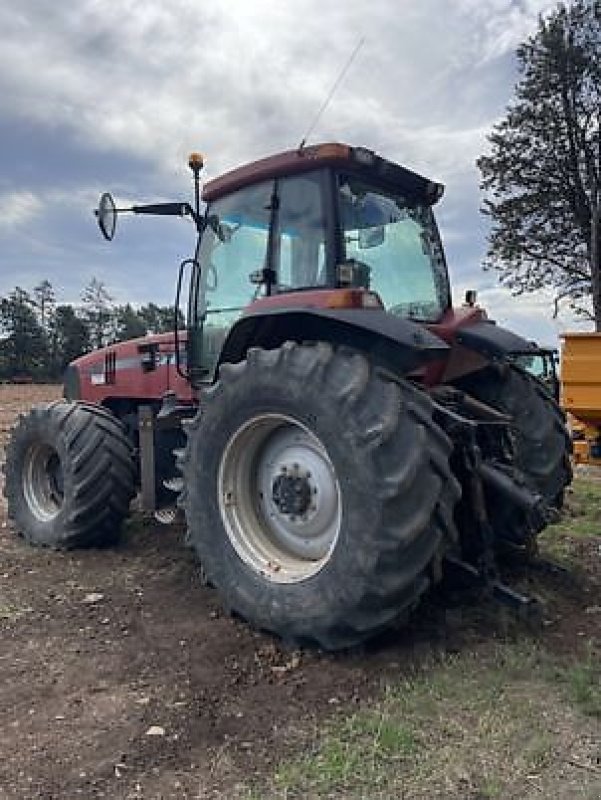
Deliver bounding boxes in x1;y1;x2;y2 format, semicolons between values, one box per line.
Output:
0;278;177;381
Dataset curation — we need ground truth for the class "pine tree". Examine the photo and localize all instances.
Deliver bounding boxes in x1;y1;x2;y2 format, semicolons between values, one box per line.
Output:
138;303;180;334
0;288;49;379
51;305;91;374
32;279;56;331
114;303;147;342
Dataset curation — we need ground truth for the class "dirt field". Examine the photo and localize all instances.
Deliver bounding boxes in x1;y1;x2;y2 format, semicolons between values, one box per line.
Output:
0;384;599;799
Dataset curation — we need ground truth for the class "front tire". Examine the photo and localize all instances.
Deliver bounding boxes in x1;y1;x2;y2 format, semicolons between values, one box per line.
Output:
3;402;135;548
180;343;459;650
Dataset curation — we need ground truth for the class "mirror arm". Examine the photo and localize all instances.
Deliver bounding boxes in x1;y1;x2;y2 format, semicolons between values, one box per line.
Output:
130;202;206;235
131;202;193;217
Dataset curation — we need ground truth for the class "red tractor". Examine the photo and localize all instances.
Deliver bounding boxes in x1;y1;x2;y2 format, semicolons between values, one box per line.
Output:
3;144;571;649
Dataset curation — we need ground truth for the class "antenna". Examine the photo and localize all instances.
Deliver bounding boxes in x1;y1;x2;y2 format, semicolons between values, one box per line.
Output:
298;37;365;150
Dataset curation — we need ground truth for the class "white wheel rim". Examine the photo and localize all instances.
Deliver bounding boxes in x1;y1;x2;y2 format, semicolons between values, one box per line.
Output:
22;443;64;521
218;414;342;583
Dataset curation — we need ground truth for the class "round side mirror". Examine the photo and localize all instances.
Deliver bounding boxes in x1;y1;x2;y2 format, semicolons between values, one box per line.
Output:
96;192;117;241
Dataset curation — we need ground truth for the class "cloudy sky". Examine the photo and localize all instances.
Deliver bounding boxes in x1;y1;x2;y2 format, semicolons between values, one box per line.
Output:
0;0;589;344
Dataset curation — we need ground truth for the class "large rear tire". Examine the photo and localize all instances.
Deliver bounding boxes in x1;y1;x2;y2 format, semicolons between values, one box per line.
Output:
180;343;460;650
3;401;135;548
455;364;571;544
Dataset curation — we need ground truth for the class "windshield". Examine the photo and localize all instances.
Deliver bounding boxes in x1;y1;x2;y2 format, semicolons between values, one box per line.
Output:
338;176;449;321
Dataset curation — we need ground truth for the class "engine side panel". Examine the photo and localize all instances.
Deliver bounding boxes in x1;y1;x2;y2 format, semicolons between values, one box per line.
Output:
66;333;194;407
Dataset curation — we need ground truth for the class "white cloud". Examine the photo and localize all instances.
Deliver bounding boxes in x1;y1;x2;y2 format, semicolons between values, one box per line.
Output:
0;190;42;231
453;0;557;63
0;0;551;181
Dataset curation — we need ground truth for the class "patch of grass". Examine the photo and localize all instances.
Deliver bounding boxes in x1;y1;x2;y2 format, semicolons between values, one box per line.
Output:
548;479;601;537
0;601;28;621
540;477;601;563
274;704;418;797
478;776;504;799
264;643;600;799
553;644;601;718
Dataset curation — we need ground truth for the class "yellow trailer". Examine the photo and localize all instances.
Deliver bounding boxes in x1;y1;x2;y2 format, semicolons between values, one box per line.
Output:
560;332;601;466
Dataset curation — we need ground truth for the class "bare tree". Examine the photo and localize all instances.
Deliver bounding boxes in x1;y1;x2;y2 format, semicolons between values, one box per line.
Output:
80;277;114;349
478;1;600;328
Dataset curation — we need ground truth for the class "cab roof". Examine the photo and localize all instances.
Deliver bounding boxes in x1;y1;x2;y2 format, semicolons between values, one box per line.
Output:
202;143;444;205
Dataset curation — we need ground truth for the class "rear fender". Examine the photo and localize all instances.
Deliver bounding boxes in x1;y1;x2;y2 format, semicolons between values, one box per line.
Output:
217;308;449;376
427;316;541;386
454;320;537;359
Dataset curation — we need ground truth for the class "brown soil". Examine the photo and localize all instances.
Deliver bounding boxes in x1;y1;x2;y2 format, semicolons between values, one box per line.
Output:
0;385;599;799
